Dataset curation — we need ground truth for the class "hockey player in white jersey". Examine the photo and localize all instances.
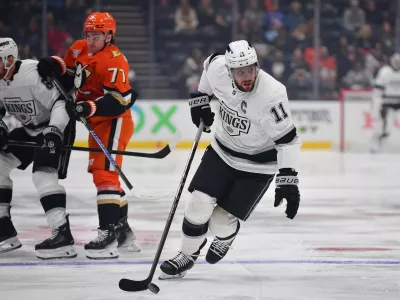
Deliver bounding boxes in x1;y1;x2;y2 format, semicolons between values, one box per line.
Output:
370;53;400;152
159;40;302;279
0;38;76;259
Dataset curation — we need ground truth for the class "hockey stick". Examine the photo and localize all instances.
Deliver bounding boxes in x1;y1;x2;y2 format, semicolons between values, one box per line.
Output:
51;78;162;199
119;122;205;294
8;131;180;159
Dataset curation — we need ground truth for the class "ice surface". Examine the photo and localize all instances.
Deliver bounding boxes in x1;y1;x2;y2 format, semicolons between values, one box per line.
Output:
0;150;399;300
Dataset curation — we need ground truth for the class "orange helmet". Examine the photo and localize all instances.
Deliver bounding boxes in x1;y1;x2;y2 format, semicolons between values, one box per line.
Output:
84;12;116;36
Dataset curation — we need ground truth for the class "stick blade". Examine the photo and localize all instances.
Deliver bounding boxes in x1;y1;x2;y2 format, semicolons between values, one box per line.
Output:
119;278;150;292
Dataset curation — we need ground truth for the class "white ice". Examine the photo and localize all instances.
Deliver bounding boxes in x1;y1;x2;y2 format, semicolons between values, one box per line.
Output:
0;149;399;300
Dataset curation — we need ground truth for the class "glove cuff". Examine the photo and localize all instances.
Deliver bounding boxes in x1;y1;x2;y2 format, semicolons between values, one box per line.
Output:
276;168;298;186
76;100;97;118
50;56;66;75
86;100;97;117
189;94;211;107
43;126;63;139
278;168;298;176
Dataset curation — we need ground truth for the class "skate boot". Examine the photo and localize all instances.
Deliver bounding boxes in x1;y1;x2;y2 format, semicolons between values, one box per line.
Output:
35;215;77;259
159;239;207;280
0;216;22;254
205;236;236;264
114;216;140;252
85;224;119;259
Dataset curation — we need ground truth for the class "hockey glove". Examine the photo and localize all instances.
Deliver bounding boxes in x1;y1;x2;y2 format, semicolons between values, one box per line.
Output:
274;168;300;219
37;56;66;80
42;126;63;155
66;100;97;119
0;120;9;148
189;92;214;133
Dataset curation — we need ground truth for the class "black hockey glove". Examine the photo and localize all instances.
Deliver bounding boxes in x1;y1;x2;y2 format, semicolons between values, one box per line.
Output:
37;56;65;80
42;126;63;155
66;100;97;119
274;168;300;219
189;92;214;133
35;126;64;171
0;120;9;148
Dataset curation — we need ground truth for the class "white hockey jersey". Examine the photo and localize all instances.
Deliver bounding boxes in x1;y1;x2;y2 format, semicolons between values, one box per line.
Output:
374;65;400;104
0;60;69;136
198;54;302;174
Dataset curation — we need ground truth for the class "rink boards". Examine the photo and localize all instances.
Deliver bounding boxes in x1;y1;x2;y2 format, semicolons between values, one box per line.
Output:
67;99;400;151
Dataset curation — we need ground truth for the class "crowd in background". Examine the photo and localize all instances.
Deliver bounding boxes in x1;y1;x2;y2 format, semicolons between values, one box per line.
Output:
0;0;94;60
0;0;397;100
157;0;396;99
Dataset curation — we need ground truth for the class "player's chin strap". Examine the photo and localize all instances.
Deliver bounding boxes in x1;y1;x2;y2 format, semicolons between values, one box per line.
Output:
2;56;17;79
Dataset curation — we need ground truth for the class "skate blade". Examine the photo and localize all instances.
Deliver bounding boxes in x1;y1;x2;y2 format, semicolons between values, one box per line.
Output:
85;247;119;260
158;271;187;280
0;236;22;254
118;238;141;252
36;245;77;260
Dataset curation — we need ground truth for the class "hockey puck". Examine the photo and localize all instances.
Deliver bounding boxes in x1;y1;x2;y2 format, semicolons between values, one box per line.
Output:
148;283;160;294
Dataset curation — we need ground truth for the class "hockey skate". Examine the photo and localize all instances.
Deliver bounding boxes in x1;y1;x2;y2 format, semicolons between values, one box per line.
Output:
0;216;22;254
159;239;207;280
35;215;77;259
205;236;235;264
85;224;119;259
114;216;140;252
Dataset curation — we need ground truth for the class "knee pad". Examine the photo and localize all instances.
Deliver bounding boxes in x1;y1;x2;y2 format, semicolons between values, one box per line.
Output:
32;168;65;197
92;170;120;191
0;152;20;189
184;190;216;225
209;206;240;239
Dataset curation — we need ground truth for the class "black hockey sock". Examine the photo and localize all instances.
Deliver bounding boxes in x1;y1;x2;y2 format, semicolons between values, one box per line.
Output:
40;193;67;230
97;190;120;229
40;193;66;213
182;217;209;238
0;188;12;218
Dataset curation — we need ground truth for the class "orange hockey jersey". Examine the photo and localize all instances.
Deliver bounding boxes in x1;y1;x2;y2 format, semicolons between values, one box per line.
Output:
63;39;134;123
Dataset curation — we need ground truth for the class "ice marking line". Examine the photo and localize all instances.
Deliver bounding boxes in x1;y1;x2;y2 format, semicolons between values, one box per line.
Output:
0;260;399;267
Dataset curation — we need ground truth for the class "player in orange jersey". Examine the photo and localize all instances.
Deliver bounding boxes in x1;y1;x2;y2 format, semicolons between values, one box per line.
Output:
36;12;140;259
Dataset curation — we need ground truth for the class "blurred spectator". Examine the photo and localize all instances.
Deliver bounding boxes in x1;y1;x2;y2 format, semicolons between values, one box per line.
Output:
287;69;313;99
318;46;337;89
284;1;305;33
236;18;251;41
264;2;284;32
336;37;353;80
155;0;175;30
174;0;199;34
342;60;373;89
364;0;382;26
243;0;264;34
289;48;311;74
198;0;215;24
380;22;394;55
48;20;73;57
356;25;377;54
215;0;235;35
364;44;384;76
182;48;204;94
23;17;41;59
270;51;286;82
343;0;365;33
